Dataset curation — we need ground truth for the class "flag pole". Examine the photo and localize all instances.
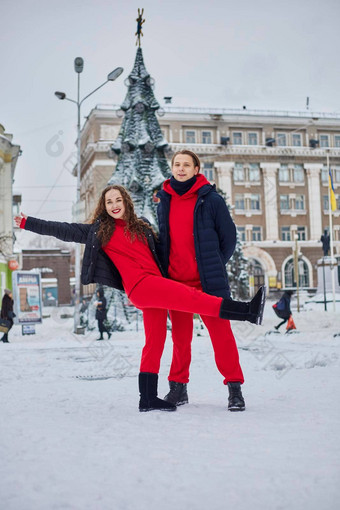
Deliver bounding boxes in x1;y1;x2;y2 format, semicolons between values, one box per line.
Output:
327;152;336;312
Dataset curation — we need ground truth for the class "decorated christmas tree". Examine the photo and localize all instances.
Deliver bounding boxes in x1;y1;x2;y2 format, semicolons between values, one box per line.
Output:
92;13;171;331
108;46;171;224
227;231;250;300
216;187;249;299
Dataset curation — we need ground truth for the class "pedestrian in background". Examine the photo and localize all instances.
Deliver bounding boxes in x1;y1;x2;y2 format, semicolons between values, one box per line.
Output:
1;289;15;343
95;287;111;340
273;290;294;331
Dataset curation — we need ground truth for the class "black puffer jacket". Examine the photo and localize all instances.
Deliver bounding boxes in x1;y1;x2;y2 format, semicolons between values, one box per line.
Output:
157;184;236;298
24;217;164;291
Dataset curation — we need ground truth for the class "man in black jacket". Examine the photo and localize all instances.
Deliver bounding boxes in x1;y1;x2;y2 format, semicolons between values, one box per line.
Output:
157;150;262;411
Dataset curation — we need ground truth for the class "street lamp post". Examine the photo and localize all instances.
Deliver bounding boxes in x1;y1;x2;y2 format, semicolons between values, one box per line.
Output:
55;58;123;333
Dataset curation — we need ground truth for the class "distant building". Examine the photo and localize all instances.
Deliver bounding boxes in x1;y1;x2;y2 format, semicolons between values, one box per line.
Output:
0;123;21;295
76;105;340;293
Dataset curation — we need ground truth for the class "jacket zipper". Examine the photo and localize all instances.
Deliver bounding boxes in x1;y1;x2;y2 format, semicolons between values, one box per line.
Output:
193;197;207;290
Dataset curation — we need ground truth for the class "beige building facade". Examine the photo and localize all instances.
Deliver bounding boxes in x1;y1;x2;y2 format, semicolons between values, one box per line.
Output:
77;105;340;294
0;124;21;295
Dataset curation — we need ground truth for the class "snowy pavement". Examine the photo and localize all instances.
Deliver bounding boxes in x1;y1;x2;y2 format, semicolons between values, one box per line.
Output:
1;303;340;510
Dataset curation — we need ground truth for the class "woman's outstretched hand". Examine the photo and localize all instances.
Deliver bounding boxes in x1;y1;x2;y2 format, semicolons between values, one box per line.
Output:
14;212;27;228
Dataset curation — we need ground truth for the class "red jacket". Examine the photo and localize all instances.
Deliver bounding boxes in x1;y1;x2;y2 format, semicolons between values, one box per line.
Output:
102;219;162;296
163;174;209;285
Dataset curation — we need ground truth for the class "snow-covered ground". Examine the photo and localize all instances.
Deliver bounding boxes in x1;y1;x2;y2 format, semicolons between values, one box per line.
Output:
1;301;340;510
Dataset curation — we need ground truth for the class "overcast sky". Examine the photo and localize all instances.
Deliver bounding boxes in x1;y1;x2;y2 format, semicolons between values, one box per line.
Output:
1;0;340;222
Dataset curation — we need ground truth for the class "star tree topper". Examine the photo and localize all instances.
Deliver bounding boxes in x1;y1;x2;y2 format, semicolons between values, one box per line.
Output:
135;8;145;47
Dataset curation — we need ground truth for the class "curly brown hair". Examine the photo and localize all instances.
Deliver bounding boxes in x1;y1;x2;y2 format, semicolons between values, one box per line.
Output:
91;185;155;246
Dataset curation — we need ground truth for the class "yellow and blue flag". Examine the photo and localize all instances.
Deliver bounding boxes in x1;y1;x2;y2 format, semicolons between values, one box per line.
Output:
329;169;337;211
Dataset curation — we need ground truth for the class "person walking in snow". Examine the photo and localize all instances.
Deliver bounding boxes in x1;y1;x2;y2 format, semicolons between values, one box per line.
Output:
14;184;265;412
1;289;15;343
95;287;111;341
273;290;293;330
157;150;251;412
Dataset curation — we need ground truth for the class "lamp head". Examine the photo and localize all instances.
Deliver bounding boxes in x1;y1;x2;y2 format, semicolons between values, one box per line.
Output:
108;67;124;81
74;57;84;74
55;91;66;100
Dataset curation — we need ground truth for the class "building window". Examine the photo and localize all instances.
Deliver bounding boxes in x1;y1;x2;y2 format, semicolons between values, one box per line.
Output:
292;134;302;146
249;163;260;182
252;226;262;241
281;226;291;241
334;135;340;148
202;131;212;144
284;258;309;288
250;194;260;210
237;227;246;242
323;195;329;210
320;135;329;148
185;130;196;143
321;166;329;183
234;163;244;182
334;166;340;183
248;133;258;145
277;133;287;146
232;132;243;145
334;230;340;242
297;226;306;241
293;164;304;183
280;194;290;210
295;194;305;210
235;194;245;210
279;164;290;182
203;163;214;181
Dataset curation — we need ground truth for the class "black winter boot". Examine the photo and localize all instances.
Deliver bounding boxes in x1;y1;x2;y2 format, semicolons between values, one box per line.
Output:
227;382;245;412
139;373;177;412
96;335;104;341
219;286;266;325
2;333;9;343
164;381;189;406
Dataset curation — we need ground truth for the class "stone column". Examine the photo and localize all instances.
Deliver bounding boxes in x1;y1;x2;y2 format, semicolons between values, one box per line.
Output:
305;163;323;241
260;162;280;241
215;162;234;201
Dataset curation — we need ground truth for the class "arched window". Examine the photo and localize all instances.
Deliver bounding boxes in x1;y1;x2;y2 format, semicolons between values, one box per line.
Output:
284;258;309;288
249;259;265;292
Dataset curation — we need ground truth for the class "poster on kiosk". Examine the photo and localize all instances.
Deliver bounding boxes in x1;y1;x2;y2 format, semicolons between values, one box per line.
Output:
12;271;42;335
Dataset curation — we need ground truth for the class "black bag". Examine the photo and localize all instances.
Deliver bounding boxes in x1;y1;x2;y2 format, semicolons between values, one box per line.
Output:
0;319;11;334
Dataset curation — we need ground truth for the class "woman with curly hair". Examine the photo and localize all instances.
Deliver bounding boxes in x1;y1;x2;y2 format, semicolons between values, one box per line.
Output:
15;184;264;412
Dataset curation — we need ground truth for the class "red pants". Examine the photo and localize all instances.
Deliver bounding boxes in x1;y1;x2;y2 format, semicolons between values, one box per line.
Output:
129;275;222;316
132;276;243;384
168;310;244;385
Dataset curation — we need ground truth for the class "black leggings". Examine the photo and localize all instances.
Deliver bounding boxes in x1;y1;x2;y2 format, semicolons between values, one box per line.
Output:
97;318;110;335
1;319;13;342
275;318;288;330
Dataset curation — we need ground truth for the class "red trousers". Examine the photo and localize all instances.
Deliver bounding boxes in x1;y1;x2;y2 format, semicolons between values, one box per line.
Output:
131;276;243;384
168;310;244;385
129;275;222;316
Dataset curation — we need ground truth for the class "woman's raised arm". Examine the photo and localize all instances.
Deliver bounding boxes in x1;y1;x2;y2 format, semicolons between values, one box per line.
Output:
14;213;92;244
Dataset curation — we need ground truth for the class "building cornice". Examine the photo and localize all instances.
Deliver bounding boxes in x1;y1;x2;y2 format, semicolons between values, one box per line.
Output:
168;143;340;160
93;104;340;121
